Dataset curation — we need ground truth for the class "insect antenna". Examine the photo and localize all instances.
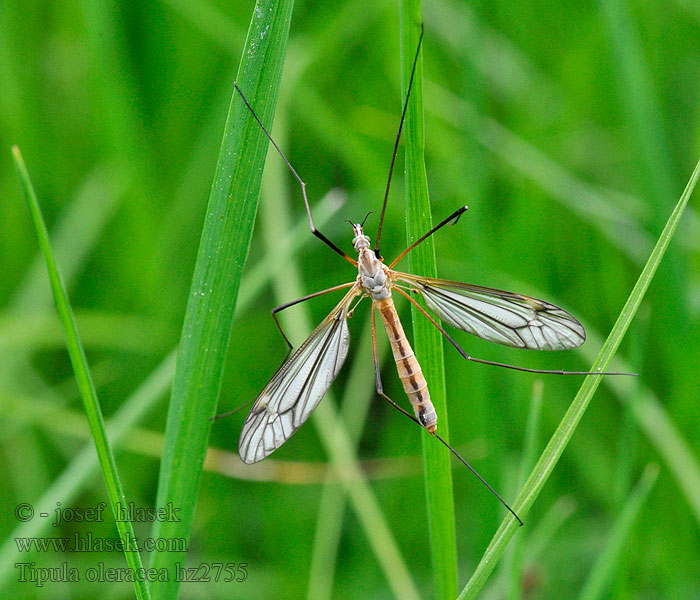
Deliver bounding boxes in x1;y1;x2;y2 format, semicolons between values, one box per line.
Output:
377;389;523;526
374;25;425;259
232;82;356;266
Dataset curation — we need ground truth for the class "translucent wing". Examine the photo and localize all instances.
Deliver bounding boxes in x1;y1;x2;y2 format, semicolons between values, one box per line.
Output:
396;273;585;350
238;285;360;464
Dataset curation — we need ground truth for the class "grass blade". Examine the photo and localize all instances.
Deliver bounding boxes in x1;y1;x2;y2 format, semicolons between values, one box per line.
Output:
0;186;340;591
579;463;660;600
569;324;700;528
598;0;675;212
399;3;458;598
504;382;543;600
12;146;151;600
458;156;700;599
148;1;294;598
0;352;173;589
260;104;421;600
306;328;390;600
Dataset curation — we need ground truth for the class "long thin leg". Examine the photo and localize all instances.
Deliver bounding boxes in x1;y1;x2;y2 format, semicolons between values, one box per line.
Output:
388;206;468;268
272;281;356;350
370;307;522;525
213;281;356;422
210;399;255;421
395;288;635;377
374;26;425;259
232;82;356;266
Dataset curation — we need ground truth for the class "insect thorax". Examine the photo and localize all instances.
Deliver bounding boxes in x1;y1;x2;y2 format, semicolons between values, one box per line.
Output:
358;248;391;300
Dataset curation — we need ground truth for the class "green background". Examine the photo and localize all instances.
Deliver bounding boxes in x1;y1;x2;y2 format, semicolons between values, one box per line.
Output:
2;0;699;598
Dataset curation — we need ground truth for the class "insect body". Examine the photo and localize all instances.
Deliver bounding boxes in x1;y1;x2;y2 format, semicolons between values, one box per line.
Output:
238;219;587;465
354;224;436;432
229;31;632;520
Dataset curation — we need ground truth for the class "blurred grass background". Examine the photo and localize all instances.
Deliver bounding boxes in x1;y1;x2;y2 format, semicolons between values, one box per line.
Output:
1;0;699;598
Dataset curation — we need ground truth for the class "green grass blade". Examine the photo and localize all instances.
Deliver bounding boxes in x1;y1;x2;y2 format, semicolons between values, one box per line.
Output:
0;185;340;591
505;382;543;600
10;163;128;311
306;328;390;600
522;496;578;567
458;156;700;599
598;0;675;213
260;105;421;600
12;146;151;600
569;324;700;528
426;83;654;265
578;463;660;600
399;4;458;598
0;352;174;588
149;1;294;597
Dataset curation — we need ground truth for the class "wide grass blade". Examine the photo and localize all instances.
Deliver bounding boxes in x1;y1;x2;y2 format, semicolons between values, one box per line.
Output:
12;146;151;600
148;1;294;598
399;3;458;598
459;156;700;599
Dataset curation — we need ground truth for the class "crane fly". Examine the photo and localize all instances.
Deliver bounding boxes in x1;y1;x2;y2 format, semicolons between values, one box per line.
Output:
238;217;589;459
226;30;634;524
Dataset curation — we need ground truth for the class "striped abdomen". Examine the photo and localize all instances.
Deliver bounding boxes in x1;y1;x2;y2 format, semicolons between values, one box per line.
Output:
376;297;437;432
